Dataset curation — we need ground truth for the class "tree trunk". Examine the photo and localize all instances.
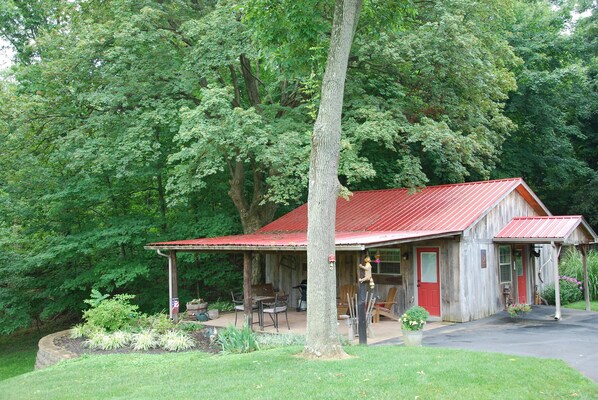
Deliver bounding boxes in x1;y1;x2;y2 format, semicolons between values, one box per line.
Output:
304;0;362;359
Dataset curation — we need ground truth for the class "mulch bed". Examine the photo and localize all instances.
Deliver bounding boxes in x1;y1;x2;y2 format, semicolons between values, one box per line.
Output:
54;328;221;356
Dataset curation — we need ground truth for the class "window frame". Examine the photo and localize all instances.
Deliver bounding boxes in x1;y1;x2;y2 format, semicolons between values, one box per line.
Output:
498;245;512;284
370;248;401;276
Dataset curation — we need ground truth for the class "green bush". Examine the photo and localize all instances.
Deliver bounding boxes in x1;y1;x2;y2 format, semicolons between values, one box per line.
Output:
82;293;139;332
542;276;583;305
217;324;259;354
560;249;598;300
400;306;429;331
145;313;174;334
208;299;234;312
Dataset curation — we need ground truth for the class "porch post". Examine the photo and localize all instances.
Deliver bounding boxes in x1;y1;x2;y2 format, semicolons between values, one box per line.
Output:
552;242;561;320
581;244;590;312
243;251;253;327
357;253;367;345
169;251;179;324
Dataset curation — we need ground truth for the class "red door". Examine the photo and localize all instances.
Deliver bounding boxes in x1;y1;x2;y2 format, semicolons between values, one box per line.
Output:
515;247;527;303
417;248;440;317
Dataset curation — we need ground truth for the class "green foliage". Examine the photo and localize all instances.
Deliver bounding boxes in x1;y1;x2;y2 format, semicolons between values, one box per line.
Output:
131;329;159;351
159;330;195;352
143;313;175;334
507;303;531;318
400;306;429;331
177;322;204;332
208;299;234;312
217;323;259;354
84;331;132;350
542;276;584;306
83;289;110;308
82;293;139;333
560;249;598;301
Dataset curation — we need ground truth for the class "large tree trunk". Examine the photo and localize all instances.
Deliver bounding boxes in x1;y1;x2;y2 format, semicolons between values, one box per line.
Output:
304;0;362;359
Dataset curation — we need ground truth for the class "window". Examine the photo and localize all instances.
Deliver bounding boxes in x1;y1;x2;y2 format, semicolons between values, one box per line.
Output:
370;249;401;275
499;245;512;283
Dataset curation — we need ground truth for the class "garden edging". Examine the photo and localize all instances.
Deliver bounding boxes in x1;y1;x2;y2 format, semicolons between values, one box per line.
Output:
35;329;78;370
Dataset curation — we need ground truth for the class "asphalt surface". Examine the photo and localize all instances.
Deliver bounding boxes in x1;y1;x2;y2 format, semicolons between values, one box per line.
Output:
378;305;598;382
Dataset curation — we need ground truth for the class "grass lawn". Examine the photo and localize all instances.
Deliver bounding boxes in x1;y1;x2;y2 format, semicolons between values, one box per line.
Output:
0;346;596;400
0;328;55;381
564;300;598;311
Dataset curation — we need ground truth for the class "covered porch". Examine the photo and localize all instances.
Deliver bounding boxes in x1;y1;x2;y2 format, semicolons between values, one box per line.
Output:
495;216;597;318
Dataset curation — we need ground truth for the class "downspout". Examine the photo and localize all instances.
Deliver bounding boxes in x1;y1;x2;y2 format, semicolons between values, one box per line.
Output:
156;250;172;319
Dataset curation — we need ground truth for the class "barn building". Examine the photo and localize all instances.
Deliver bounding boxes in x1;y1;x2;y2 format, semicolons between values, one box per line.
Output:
147;178;597;322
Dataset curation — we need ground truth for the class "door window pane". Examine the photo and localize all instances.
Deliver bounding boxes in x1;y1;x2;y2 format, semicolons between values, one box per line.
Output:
515;250;523;276
421;252;438;283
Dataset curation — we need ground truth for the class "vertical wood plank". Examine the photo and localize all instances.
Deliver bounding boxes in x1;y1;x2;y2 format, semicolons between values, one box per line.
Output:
243;251;253;327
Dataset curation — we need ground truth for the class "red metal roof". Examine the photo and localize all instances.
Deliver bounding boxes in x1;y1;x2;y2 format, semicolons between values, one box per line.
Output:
495;216;597;243
147;178;551;250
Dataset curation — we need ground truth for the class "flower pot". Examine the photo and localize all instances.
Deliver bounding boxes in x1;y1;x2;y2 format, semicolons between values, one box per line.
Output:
207;309;219;320
402;329;423;346
187;302;208;317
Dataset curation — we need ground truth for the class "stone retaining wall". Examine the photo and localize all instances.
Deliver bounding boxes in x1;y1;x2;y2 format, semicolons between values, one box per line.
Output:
35;329;79;370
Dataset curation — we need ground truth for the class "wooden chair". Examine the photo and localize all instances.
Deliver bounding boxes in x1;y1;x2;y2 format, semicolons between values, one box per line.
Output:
337;284;356;316
373;287;399;323
346;292;376;338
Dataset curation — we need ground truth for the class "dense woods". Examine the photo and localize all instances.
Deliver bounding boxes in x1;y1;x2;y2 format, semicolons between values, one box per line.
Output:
0;0;596;334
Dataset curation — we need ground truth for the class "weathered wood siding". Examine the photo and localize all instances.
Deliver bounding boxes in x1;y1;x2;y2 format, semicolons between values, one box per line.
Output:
265;253;306;308
461;190;551;321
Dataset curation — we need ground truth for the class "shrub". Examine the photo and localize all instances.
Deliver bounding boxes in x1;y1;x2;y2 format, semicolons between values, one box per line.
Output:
145;313;174;334
208;299;235;312
542;275;583;305
83;293;139;332
131;329;159;351
560;249;598;300
178;322;204;332
400;306;429;331
217;324;259;354
70;324;102;339
159;330;195;351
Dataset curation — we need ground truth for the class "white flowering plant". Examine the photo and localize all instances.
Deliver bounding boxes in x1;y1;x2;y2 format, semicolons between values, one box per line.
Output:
400;306;430;331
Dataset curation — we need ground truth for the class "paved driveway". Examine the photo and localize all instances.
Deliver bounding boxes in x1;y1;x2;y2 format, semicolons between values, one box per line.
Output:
378;306;598;382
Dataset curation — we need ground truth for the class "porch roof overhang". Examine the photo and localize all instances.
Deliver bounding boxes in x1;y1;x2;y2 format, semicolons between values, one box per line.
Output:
494;216;598;245
144;230;462;252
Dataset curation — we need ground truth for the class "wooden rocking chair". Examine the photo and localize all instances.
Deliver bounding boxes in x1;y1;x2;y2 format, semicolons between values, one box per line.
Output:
337;284;356;317
373;287;399;323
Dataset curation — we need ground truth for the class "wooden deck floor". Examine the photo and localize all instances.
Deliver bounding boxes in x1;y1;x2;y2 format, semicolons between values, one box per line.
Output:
202;309;450;344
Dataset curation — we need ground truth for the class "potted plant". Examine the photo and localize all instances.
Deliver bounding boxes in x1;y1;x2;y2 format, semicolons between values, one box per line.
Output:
186;298;208;318
507;303;531;318
400;306;429;346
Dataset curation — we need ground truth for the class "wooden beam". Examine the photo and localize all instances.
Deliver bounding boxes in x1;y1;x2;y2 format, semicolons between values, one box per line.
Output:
553;242;561;320
243;251;253;327
169;251;179;324
581;244;590;312
357;253;367;345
